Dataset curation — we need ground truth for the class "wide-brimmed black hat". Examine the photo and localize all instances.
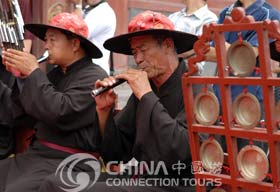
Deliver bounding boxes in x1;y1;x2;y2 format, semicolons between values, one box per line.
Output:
104;10;197;55
25;12;102;59
270;40;280;62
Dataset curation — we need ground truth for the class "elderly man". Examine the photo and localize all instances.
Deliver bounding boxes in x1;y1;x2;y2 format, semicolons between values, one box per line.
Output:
0;12;107;191
38;10;199;192
95;10;198;191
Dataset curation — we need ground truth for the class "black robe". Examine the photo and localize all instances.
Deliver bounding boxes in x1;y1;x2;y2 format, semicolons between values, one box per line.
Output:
0;57;15;159
37;60;199;192
100;60;194;179
13;57;106;151
0;57;107;192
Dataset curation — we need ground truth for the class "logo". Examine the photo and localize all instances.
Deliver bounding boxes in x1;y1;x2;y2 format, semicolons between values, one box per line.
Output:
172;160;187;175
191;161;204;174
55;153;101;192
55;157;222;190
209;162;223;175
191;161;222;175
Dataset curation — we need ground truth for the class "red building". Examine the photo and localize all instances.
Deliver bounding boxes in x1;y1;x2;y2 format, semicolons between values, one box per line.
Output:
30;0;280;72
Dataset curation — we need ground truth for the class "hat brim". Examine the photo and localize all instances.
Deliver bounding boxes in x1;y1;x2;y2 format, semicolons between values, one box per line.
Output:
270;41;280;62
24;24;102;59
104;29;198;55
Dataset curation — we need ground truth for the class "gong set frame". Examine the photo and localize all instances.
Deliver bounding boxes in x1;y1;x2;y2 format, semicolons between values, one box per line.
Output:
182;7;280;192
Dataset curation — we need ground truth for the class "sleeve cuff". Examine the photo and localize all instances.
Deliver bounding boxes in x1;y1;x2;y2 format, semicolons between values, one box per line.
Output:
136;91;159;122
138;91;159;109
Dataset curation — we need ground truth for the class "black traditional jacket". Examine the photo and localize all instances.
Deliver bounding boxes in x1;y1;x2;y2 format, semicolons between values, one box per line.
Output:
101;60;195;178
12;57;107;152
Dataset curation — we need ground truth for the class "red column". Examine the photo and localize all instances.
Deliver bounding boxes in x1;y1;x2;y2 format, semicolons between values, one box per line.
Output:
107;0;129;72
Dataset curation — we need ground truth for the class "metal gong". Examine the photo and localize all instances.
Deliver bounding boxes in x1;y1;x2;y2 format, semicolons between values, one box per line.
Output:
200;138;224;172
194;91;220;126
237;145;269;182
227;40;256;77
233;92;261;129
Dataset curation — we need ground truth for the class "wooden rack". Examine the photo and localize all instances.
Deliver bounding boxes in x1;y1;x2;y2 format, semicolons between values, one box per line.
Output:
182;7;280;192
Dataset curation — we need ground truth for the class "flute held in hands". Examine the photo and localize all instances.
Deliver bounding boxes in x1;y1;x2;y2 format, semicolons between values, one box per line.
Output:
91;78;126;97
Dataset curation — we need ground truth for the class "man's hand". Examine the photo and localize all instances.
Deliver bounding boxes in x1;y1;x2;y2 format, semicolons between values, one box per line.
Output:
94;77;118;137
94;77;118;112
2;49;39;77
116;69;152;100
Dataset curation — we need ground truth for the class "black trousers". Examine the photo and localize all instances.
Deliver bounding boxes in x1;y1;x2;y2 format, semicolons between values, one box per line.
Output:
0;154;62;192
0;142;70;192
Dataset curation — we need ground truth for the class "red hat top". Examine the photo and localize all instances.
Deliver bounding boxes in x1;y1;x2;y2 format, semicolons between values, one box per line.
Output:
128;10;174;33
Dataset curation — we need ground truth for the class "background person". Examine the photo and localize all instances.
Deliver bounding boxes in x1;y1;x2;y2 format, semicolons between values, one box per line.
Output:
72;0;116;75
169;0;218;75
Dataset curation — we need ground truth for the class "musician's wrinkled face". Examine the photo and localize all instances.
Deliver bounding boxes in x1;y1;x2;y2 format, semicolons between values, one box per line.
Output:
130;35;172;80
44;28;77;66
